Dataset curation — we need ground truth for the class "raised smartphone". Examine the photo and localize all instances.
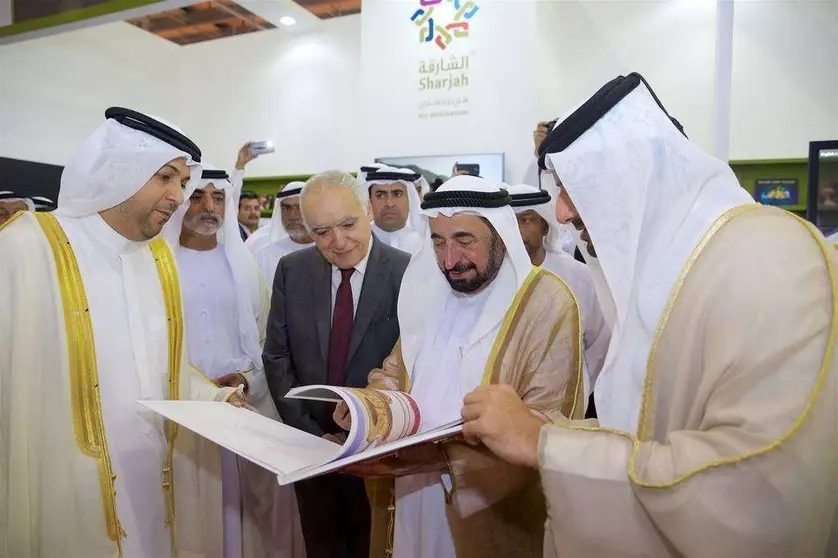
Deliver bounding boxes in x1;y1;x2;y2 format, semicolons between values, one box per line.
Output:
249;140;275;156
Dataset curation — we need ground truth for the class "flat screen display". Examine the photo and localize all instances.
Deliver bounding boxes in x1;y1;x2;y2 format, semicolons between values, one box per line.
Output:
375;153;505;186
814;149;838;236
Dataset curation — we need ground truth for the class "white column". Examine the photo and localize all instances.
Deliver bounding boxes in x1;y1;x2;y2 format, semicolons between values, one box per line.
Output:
713;0;734;161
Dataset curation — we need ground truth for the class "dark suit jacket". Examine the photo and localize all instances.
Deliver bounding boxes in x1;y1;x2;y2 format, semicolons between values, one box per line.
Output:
263;238;410;435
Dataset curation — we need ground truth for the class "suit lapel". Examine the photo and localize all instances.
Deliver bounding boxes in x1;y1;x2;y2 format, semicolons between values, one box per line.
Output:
348;240;388;363
312;253;332;368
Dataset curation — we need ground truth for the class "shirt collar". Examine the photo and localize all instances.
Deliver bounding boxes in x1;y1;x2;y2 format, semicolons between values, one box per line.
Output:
81;213;147;255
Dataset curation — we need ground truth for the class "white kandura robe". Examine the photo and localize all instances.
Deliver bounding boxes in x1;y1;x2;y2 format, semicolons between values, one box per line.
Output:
245;225;271;255
0;212;233;557
176;245;307;558
62;214;175;558
394;288;491;558
254;236;312;286
372;223;424;256
541;250;610;395
178;247;244;558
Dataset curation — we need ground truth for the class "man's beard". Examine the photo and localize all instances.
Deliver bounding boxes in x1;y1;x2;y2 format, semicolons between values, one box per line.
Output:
120;198;176;240
184;212;222;236
443;234;505;294
571;216;596;258
287;222;309;242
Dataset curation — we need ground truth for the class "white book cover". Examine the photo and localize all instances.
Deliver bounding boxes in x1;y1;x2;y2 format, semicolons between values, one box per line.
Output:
139;385;462;485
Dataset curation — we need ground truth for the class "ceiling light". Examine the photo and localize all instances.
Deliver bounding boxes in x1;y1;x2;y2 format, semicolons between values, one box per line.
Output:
279;16;296;26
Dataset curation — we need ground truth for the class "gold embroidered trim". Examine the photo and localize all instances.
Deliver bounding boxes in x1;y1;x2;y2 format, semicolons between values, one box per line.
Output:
188;362;218;386
396;340;411;393
149;237;183;555
637;204;758;442
34;213;125;552
482;267;539;385
386;489;396;557
558;205;838;488
539;268;585;420
482;267;584;418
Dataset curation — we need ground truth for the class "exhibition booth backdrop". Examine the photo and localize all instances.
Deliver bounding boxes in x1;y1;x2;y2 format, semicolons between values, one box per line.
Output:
0;1;836;185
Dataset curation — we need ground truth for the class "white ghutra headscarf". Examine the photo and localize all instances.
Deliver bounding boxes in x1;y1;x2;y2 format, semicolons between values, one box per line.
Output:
244;181;306;255
55;112;202;218
268;181;306;244
398;175;533;377
366;166;426;254
162;166;265;393
506;183;567;253
541;75;754;432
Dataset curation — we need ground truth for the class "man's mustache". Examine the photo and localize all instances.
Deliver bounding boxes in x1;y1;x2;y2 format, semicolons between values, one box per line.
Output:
198;212;222;225
157;201;177;215
446;262;475;274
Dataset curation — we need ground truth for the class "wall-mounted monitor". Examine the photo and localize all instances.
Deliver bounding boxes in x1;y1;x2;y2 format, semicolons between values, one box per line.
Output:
806;141;838;236
375;153;505;187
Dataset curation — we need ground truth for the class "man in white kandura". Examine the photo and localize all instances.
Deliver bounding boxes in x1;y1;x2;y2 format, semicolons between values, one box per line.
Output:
363;166;425;255
0;107;245;557
462;73;838;557
507;182;609;400
164;167;306;558
249;181;313;285
340;175;586;557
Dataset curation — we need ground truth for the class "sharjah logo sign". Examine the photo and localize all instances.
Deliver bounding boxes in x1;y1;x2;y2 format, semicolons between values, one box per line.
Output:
411;0;479;50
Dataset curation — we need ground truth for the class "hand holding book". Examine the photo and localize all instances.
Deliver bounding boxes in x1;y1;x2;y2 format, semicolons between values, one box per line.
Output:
333;401;352;431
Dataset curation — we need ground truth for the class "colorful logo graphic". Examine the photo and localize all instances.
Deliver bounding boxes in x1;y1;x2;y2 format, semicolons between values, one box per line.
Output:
754;179;799;207
411;0;479;50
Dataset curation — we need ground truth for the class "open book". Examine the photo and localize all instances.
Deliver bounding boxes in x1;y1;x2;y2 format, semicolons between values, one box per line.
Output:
139;385;462;485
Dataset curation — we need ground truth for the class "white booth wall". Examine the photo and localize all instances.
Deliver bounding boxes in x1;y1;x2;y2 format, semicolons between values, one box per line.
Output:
729;0;838;160
0;22;185;165
0;0;836;179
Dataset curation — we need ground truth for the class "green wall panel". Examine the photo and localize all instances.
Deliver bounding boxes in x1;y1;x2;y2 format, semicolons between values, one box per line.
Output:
730;158;807;211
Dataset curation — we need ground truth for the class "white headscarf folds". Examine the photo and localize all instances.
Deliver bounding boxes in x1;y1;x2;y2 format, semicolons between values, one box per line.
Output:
357;163;389;189
367;166;425;231
268;181;305;244
163;165;264;373
55;108;202;218
541;73;754;431
398;175;533;376
506;183;566;253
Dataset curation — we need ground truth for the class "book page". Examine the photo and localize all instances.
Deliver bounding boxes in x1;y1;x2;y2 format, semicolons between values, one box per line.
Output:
138;400;342;476
286;385;422;460
139;399;462;486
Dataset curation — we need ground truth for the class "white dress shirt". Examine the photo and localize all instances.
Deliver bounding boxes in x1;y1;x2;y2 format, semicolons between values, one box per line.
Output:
330;236;373;322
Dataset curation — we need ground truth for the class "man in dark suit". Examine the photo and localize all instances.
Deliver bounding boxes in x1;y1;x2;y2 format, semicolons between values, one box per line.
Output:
263;170;410;558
